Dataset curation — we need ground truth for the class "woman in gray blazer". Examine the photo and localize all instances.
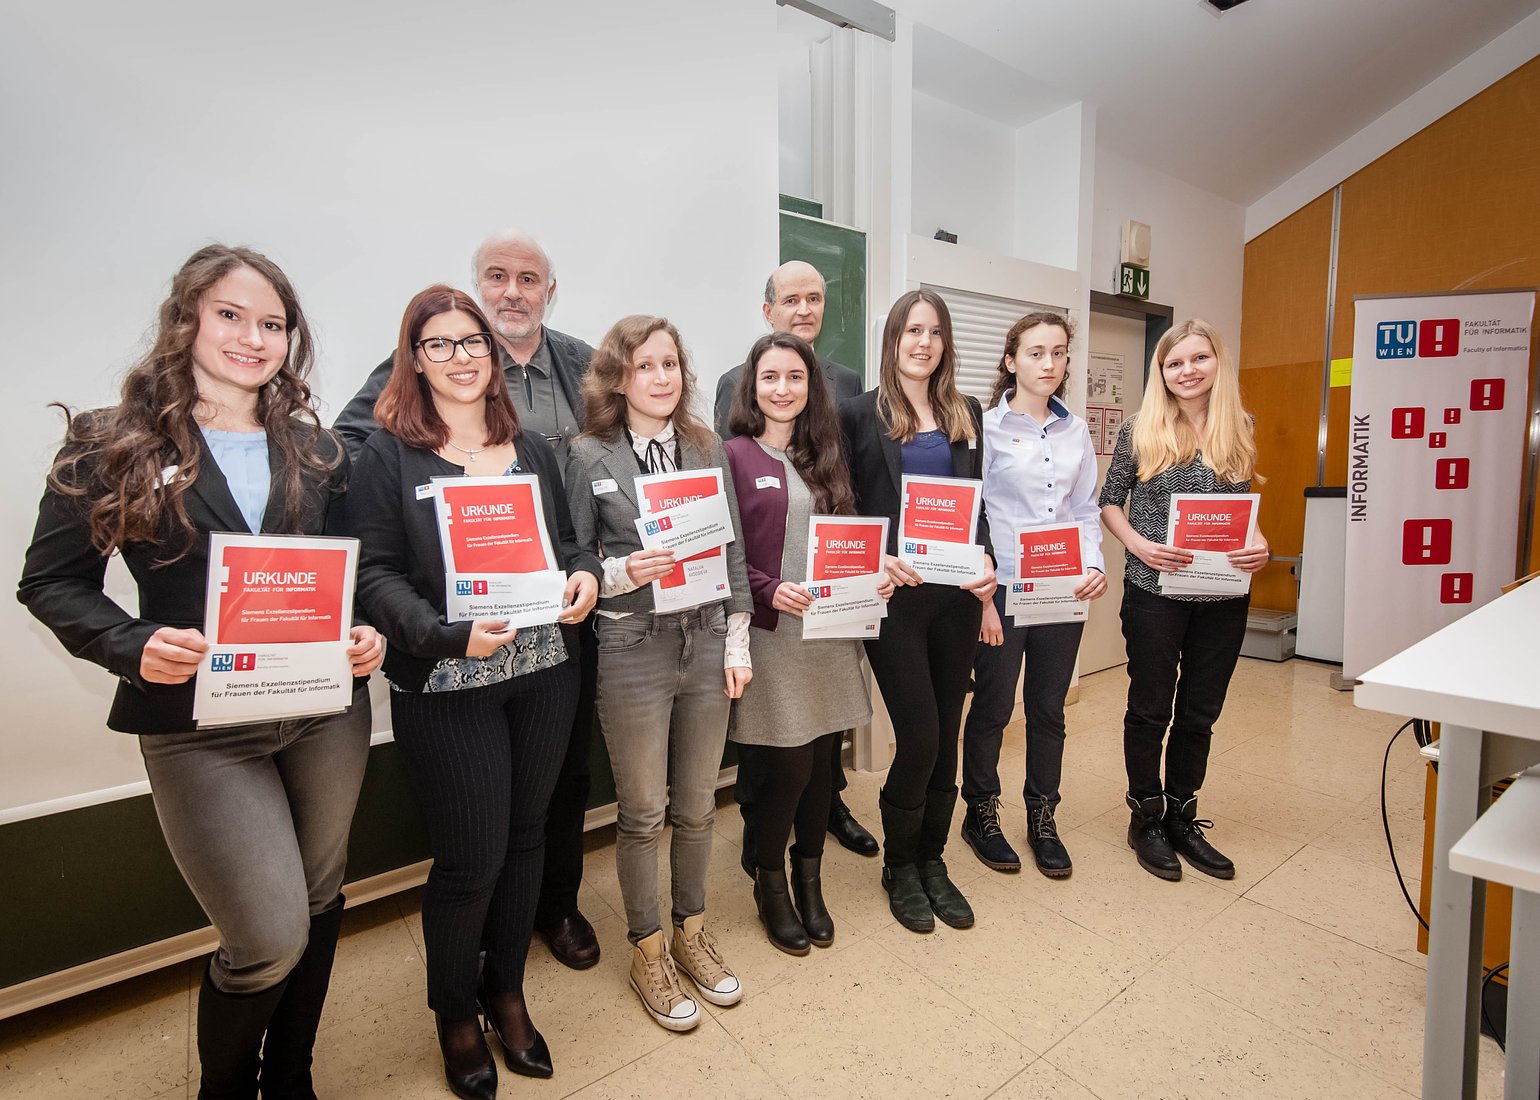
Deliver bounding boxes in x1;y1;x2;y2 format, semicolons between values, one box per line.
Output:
565;315;751;1033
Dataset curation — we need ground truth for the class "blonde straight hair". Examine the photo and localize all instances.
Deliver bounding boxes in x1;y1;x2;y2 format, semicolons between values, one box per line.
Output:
1131;318;1260;485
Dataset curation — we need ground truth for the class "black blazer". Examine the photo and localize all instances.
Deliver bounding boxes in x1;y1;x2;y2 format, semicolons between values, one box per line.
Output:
17;420;354;735
349;427;601;691
837;389;993;563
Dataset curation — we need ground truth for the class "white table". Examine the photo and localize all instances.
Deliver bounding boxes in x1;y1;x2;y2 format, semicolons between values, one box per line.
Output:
1355;579;1540;1100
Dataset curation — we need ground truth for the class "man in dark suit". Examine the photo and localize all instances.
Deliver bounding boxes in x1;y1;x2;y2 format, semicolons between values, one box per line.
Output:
333;230;604;971
714;259;878;866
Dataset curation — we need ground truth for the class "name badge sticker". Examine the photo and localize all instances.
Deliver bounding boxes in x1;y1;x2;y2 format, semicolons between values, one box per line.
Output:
415;483;435;501
755;475;781;490
592;478;619;496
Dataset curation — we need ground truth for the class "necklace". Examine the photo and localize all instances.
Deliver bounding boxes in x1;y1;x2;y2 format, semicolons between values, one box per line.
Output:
446;439;486;458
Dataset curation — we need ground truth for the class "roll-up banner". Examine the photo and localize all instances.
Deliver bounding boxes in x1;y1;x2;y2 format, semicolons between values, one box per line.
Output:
1343;290;1535;679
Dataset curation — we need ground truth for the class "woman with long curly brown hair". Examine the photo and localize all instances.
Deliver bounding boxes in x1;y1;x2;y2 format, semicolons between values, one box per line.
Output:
723;331;891;954
18;244;383;1099
565;314;752;1032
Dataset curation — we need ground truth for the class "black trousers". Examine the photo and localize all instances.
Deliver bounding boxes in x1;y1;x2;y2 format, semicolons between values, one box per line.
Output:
961;589;1084;809
535;619;597;927
749;731;838;870
1120;583;1249;802
392;660;578;1018
864;584;983;809
735;733;846;820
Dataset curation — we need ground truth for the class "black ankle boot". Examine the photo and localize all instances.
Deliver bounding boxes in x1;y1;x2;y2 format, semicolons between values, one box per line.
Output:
754;866;810;955
195;966;287;1100
1026;803;1073;879
789;850;834;947
916;859;975;928
435;1013;497;1100
878;792;933;933
960;796;1021;872
1126;793;1181;881
259;898;344;1100
1165;795;1235;879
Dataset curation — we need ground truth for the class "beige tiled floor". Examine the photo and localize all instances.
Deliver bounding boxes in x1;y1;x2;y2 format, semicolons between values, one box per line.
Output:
0;658;1514;1098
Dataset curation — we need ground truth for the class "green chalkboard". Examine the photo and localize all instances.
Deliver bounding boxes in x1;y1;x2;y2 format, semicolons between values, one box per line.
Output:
779;211;868;383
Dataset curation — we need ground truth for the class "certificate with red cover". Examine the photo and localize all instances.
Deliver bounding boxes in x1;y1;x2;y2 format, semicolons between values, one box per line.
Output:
636;470;732;613
434;475;566;625
195;534;357;727
897;474;984;585
802;515;889;634
1004;523;1088;624
1159;493;1261;596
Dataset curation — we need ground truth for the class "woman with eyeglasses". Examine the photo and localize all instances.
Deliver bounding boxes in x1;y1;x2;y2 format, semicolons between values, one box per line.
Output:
18;245;383;1099
349;285;599;1099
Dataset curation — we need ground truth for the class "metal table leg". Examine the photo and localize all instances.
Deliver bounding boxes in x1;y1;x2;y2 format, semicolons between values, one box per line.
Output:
1505;887;1540;1100
1424;724;1490;1100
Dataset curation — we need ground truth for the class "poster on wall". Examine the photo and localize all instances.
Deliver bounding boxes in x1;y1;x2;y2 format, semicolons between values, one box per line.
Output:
1087;352;1126;407
1342;290;1534;679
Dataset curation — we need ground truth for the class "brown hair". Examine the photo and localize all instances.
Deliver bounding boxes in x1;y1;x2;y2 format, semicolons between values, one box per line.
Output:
988;311;1074;408
47;244;338;561
579;315;715;453
729;332;855;514
374;285;520;451
876;288;975;444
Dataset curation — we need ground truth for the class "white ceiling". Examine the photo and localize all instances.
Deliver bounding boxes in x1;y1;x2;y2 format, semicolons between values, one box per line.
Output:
899;0;1539;205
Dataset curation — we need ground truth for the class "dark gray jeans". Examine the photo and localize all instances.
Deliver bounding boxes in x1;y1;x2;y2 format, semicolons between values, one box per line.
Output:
138;684;371;993
595;606;730;941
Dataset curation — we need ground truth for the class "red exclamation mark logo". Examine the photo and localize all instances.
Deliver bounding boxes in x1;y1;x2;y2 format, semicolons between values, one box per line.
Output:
1444;408;1461;425
1419;318;1460;357
1390;408;1425;439
1440;573;1473;604
1428;433;1447;448
1435;458;1470;490
1402;519;1453;565
1470;379;1505;411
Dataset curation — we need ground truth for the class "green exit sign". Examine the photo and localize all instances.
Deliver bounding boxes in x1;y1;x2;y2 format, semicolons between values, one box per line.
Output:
1119;263;1149;299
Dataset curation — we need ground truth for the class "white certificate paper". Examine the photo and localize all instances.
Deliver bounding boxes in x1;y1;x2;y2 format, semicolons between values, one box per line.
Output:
195;533;357;727
633;487;735;561
897;474;985;585
1004;523;1088;624
434;475;567;625
803;514;889;639
636;470;733;613
1158;493;1261;596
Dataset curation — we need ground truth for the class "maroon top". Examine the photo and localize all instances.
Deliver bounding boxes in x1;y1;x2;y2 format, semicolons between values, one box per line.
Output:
723;435;791;632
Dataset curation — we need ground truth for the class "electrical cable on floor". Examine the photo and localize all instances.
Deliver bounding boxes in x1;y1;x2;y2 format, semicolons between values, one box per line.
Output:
1382;717;1430;931
1482;962;1510;1053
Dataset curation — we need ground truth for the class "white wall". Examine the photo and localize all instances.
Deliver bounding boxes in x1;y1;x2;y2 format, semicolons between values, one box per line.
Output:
0;0;778;815
1091;145;1246;352
910;91;1015;257
1012;103;1088;274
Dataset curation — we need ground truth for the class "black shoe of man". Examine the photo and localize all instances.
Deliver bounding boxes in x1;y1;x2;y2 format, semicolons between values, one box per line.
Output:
536;911;601;970
828;796;879;856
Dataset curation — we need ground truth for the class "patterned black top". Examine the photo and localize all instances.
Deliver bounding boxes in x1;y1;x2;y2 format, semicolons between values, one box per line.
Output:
1097;417;1252;602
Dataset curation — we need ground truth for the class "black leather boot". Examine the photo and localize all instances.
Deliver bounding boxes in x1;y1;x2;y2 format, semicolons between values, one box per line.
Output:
1126;793;1181;881
1165;795;1235;879
789;849;834;947
754;866;810;955
916;786;974;929
739;816;756;879
878;791;934;933
195;965;287;1100
1026;802;1073;879
258;898;344;1100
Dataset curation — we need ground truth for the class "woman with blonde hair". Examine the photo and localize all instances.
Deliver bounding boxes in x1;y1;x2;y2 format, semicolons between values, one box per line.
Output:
839;288;996;933
565;315;752;1030
1099;318;1268;882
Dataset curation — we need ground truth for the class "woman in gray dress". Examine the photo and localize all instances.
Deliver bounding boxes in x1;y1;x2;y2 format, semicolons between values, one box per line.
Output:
722;332;892;954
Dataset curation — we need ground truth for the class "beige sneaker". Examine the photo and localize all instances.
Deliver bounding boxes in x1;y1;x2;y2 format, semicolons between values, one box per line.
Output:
670;914;743;1006
629;930;699;1031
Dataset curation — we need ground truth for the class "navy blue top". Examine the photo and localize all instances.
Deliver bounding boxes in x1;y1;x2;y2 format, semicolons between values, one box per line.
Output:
900;429;953;477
